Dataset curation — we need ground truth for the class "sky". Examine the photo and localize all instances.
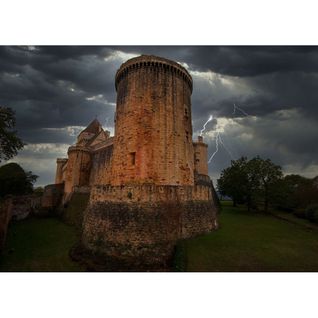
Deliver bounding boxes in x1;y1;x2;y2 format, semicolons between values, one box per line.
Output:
1;46;318;186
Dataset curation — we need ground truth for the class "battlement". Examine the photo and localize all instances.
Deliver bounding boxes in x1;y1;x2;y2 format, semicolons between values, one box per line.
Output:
115;55;193;92
90;183;214;204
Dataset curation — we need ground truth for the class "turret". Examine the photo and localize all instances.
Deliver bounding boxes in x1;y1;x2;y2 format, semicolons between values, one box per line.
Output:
55;158;68;184
193;135;209;176
63;119;102;194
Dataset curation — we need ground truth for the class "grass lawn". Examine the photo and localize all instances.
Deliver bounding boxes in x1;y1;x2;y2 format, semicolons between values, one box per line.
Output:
2;202;318;272
175;201;318;271
0;217;84;272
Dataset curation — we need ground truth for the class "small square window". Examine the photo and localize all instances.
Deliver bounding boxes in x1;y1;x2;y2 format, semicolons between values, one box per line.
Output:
130;152;136;165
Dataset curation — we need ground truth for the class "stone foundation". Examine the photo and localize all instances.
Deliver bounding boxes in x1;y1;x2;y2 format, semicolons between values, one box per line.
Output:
80;184;218;269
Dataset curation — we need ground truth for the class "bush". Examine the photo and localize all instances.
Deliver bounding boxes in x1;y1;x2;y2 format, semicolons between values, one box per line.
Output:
305;204;318;224
0;163;37;197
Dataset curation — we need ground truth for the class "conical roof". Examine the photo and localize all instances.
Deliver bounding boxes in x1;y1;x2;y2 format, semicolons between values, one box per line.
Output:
82;118;102;134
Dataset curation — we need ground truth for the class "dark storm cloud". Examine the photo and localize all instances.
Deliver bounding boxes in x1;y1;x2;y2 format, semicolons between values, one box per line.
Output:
118;46;318;118
0;46;120;144
117;46;318;75
177;46;318;77
0;45;317;185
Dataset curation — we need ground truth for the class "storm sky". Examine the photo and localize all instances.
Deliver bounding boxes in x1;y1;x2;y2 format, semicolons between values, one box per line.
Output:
1;46;317;186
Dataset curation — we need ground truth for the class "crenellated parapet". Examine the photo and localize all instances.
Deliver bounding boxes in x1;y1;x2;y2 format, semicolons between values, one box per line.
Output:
115;55;193;92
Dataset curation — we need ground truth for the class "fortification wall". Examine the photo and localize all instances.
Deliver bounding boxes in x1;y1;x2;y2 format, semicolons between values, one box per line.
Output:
82;196;217;267
81;182;218;267
41;183;64;209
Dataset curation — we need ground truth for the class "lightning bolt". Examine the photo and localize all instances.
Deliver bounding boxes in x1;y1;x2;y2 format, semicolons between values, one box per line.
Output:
208;132;219;163
206;103;250;164
233;103;249;117
218;133;234;160
208;131;234;164
200;115;213;136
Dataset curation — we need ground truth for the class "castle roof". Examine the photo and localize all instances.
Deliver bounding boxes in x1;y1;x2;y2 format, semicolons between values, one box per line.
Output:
82;118;102;134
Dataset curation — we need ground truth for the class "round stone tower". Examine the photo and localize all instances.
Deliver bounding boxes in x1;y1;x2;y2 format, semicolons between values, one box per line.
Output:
111;55;194;186
64;146;91;194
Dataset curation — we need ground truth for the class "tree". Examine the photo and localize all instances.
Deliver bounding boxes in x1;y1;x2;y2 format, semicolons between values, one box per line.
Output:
246;156;283;212
218;156;283;212
0;163;38;197
0;106;24;163
274;174;318;211
217;157;248;207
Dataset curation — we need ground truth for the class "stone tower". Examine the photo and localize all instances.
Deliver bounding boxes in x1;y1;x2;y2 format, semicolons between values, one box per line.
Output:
63;119;102;195
78;55;219;270
111;55;194;186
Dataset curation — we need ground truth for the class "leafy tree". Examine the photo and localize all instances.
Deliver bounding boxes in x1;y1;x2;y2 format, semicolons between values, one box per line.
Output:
0;106;24;163
218;156;283;212
0;163;38;197
246;156;283;212
274;174;318;211
217;157;248;207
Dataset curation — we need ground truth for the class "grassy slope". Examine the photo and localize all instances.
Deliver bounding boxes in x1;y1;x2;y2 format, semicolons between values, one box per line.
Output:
177;202;318;271
0;217;84;271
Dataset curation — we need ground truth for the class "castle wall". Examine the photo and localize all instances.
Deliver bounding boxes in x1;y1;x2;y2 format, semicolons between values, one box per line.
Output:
82;184;218;267
111;56;194;186
89;145;113;185
64;147;91;194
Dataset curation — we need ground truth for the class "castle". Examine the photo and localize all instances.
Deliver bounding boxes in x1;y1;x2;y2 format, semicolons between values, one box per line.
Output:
54;55;219;268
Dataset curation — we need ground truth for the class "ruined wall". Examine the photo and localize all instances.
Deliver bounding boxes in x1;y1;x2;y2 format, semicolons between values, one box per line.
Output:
111;55;194;186
42;183;64;209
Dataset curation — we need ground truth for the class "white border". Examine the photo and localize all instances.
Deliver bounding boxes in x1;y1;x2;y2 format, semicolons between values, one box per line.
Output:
1;1;318;317
0;0;317;44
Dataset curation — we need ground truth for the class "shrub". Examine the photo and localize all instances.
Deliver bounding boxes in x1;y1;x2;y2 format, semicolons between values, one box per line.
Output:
305;204;318;224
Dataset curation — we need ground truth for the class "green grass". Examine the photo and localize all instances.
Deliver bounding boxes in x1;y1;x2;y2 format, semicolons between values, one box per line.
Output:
175;201;318;271
0;217;84;271
2;201;318;272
